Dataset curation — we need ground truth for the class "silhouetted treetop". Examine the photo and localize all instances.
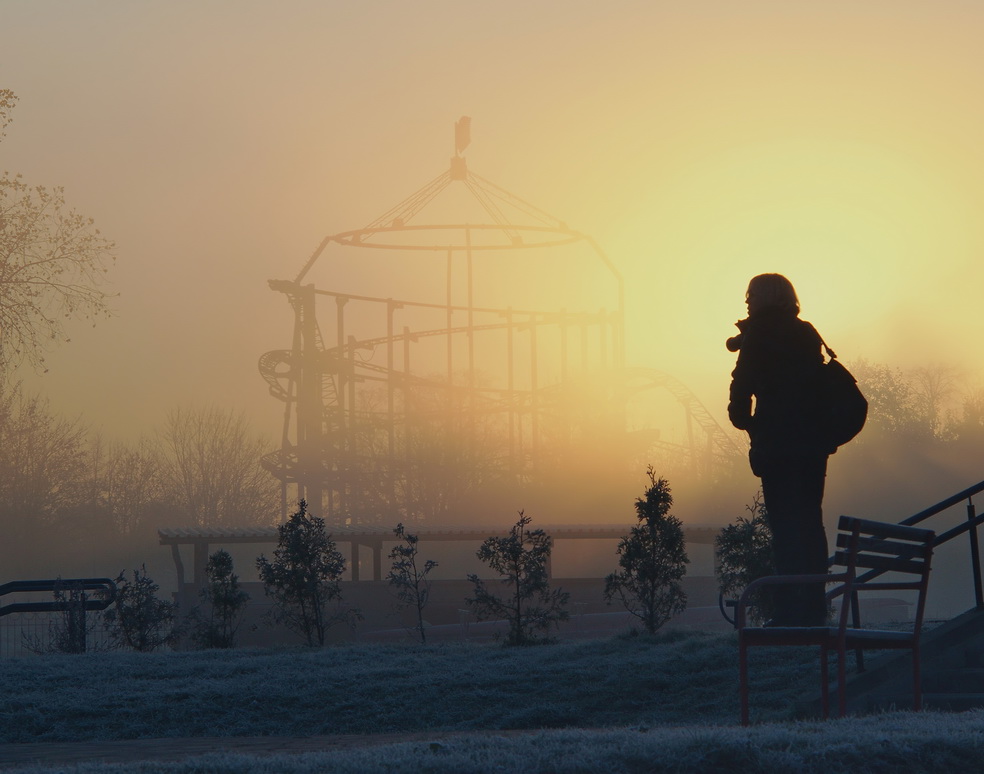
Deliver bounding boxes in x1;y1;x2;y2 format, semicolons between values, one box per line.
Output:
0;89;116;371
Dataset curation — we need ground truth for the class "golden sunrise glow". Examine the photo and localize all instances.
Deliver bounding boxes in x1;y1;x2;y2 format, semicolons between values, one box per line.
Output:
614;135;976;359
5;1;984;531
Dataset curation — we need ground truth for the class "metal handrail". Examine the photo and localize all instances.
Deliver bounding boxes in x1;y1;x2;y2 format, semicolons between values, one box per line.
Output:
835;481;984;672
851;479;984;607
0;578;117;618
720;479;984;627
900;479;984;528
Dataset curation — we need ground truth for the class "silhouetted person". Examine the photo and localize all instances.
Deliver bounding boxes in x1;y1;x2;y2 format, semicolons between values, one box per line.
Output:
728;273;831;626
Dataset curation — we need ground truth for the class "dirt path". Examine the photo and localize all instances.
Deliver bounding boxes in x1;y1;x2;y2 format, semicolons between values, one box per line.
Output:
0;730;533;770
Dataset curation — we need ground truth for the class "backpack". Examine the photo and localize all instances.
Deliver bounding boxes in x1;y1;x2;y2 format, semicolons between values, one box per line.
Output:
818;339;868;451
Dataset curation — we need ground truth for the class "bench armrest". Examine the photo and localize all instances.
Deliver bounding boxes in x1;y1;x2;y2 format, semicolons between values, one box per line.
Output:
736;571;850;629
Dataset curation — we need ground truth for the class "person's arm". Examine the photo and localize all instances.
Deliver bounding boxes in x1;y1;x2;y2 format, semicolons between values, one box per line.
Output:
728;332;761;431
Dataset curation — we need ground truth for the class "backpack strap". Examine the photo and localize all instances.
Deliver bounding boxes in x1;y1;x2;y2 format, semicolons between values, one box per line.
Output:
817;334;837;361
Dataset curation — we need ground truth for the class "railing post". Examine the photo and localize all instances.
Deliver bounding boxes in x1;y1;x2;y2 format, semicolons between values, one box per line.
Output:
851;589;865;672
78;591;88;655
968;498;984;610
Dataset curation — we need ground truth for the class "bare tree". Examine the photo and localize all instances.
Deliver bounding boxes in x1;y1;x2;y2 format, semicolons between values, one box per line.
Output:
848;359;928;439
0;382;171;574
953;387;984;443
97;437;165;536
849;359;964;442
0;381;89;569
398;373;509;523
0;89;116;371
0;90;16;140
910;364;962;439
157;405;279;528
331;373;510;526
387;522;438;643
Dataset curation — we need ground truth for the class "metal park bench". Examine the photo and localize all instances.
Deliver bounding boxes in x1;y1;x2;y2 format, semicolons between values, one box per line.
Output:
737;516;935;724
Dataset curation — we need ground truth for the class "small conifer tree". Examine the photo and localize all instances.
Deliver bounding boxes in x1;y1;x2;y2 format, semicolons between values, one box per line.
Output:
387;522;438;644
714;491;776;625
467;511;569;646
192;549;250;649
256;500;360;646
103;566;177;652
605;467;689;634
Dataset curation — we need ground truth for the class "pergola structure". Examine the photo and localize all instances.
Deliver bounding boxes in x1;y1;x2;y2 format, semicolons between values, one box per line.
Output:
159;522;719;585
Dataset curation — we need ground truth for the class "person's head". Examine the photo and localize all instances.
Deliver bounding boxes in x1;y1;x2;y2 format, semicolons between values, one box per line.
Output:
745;273;800;316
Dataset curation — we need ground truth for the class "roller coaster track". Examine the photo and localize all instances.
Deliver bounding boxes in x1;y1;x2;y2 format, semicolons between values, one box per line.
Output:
259;349;741;480
618;367;743;460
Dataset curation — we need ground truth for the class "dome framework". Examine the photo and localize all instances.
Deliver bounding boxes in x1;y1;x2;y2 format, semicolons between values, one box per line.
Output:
259;124;736;523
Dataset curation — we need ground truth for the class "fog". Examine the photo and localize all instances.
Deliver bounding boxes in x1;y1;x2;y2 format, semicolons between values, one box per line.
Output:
4;2;984;596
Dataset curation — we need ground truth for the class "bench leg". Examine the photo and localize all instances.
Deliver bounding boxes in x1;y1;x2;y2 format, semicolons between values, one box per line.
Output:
820;645;830;719
739;638;750;726
837;645;847;717
912;645;922;711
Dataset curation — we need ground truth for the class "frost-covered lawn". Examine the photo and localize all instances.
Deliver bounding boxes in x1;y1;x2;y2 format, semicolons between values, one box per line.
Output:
0;630;810;743
7;714;984;774
4;630;981;772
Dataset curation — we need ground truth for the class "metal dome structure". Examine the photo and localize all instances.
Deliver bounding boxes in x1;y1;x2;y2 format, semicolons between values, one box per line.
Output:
259;119;739;523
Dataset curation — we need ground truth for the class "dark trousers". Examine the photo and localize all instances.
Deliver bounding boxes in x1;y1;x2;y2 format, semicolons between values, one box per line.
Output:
759;454;829;625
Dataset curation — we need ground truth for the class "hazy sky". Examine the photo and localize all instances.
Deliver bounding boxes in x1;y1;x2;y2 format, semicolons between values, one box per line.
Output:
4;1;984;445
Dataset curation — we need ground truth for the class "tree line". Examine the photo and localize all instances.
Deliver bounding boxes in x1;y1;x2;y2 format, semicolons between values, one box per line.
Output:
0;383;279;577
28;471;692;653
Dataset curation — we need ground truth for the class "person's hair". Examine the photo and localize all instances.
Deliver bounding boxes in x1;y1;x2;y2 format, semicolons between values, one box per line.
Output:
746;273;800;314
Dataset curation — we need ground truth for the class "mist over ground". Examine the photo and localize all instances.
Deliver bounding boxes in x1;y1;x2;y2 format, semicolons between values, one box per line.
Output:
2;2;984;617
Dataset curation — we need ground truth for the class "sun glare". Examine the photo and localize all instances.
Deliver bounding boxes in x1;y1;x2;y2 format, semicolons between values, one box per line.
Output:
607;132;974;374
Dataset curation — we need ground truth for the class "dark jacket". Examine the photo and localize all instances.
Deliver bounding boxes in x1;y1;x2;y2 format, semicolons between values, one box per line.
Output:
728;308;828;472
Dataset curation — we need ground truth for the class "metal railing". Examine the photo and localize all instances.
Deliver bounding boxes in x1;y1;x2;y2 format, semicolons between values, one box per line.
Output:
720;479;984;628
0;578;117;656
841;479;984;672
0;578;118;617
895;479;984;609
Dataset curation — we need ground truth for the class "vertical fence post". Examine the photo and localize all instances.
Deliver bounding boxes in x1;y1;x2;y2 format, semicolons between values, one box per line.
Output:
76;589;88;654
968;497;983;610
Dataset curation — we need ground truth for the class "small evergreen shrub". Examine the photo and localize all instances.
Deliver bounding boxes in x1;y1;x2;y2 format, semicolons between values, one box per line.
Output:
466;511;569;645
256;500;360;646
103;566;177;652
604;467;689;634
190;549;250;649
714;491;776;625
387;522;438;644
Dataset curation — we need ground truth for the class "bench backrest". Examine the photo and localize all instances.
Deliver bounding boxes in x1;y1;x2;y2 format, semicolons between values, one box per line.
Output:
833;515;935;632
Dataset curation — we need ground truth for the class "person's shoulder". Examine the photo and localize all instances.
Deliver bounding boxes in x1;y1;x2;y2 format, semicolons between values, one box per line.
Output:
796;318;822;340
794;318;824;356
